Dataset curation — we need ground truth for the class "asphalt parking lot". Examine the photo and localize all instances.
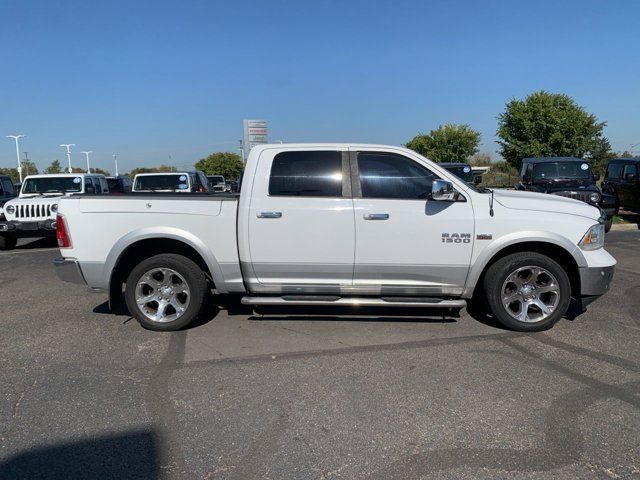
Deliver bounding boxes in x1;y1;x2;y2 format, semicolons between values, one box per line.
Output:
1;232;639;479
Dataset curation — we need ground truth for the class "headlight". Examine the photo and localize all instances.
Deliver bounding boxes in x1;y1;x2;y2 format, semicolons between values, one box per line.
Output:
51;204;58;213
589;192;601;203
579;223;605;250
5;204;15;215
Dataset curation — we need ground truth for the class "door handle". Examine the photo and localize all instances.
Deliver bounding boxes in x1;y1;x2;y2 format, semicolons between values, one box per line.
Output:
257;211;282;219
363;213;389;220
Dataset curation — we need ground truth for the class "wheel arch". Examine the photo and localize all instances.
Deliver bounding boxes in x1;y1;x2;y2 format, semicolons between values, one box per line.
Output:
106;228;227;311
464;237;582;300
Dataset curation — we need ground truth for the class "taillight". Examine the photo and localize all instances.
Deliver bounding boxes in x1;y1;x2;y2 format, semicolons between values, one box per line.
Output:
56;214;72;248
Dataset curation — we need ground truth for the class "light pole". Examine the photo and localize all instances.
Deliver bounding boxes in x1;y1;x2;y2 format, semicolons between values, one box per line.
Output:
60;144;75;173
239;139;245;163
6;134;25;183
112;154;118;176
81;151;92;173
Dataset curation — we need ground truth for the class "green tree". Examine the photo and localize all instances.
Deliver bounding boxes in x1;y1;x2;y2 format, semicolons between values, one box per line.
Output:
45;160;63;174
406;123;481;163
496;91;608;171
91;167;111;176
21;159;39;176
195;152;244;179
127;165;176;177
0;168;19;183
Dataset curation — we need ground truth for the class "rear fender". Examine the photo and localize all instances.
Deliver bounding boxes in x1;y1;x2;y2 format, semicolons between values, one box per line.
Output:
106;226;228;294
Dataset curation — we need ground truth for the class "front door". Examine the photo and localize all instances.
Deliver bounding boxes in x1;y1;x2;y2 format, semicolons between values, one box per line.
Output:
246;148;355;293
351;148;474;296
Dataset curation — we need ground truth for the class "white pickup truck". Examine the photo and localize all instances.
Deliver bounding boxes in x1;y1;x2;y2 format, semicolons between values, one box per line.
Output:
53;144;615;332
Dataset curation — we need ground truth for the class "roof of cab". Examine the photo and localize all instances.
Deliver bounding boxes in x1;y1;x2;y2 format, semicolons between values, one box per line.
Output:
522;157;585;163
609;157;640;163
22;173;105;180
439;162;470;167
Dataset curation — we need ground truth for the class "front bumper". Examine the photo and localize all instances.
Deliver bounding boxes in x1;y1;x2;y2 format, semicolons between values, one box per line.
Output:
0;220;57;236
53;258;87;285
579;264;615;296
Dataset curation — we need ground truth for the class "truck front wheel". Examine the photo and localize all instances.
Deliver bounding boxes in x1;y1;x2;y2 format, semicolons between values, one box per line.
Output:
604;217;613;233
483;252;571;332
124;253;209;331
0;234;17;251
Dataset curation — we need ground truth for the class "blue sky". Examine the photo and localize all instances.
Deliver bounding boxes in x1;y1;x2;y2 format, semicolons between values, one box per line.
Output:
1;0;639;173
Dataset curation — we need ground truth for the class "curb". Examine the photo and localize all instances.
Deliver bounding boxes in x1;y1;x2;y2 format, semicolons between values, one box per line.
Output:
610;223;639;231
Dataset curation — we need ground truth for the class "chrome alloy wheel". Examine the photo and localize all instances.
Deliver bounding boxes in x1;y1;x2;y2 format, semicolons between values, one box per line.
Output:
135;268;190;323
501;266;560;323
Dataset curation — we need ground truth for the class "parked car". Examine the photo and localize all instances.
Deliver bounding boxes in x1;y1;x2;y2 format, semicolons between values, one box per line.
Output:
54;144;614;333
602;158;640;214
0;173;108;250
515;157;617;232
106;175;133;194
0;175;17;214
440;162;481;185
133;171;210;193
206;175;227;192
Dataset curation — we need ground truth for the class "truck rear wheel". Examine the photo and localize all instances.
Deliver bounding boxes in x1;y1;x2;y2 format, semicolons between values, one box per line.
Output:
124;253;208;331
0;234;17;251
483;252;571;332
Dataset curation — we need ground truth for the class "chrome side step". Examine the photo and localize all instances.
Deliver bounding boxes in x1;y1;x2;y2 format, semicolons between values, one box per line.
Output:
241;296;466;309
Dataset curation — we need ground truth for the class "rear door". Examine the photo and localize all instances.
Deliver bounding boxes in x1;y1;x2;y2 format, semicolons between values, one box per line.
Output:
246;147;354;293
350;148;474;296
621;163;640;211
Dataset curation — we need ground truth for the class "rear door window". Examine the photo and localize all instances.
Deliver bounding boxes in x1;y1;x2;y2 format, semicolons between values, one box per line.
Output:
623;163;637;179
269;151;343;197
606;162;623;180
357;152;438;199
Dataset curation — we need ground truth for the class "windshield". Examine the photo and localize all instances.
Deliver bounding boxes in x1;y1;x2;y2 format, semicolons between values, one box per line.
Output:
21;177;83;195
533;162;591;182
443;165;475;183
134;174;189;191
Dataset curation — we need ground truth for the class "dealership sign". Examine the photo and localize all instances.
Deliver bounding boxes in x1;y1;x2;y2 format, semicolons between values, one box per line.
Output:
243;119;268;160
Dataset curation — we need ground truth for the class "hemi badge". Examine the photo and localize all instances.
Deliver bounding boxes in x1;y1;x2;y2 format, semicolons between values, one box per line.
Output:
477;234;492;240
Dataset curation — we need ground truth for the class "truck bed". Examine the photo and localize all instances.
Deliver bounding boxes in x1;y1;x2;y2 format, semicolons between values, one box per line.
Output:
57;194;243;293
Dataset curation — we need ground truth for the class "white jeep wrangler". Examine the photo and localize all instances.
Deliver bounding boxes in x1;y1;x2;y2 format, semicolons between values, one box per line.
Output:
0;173;108;250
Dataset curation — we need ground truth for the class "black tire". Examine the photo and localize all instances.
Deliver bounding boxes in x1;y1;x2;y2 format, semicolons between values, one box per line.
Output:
604;217;613;233
483;252;571;332
0;234;17;251
124;253;208;331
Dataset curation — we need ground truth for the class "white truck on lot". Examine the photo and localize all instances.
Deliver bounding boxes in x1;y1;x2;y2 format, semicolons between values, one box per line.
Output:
0;173;108;250
53;144;616;332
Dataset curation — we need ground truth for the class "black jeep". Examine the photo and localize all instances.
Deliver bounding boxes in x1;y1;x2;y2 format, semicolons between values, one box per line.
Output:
602;158;640;214
515;157;617;232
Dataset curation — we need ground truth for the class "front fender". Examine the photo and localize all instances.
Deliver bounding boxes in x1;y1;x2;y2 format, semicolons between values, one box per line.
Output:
462;230;586;298
105;226;229;294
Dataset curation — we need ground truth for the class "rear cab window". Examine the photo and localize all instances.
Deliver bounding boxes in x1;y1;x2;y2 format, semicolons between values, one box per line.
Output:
269;151;344;197
134;174;190;191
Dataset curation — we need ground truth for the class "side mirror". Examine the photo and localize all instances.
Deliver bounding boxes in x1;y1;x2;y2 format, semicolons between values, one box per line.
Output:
431;179;457;201
625;172;637;182
473;175;482;185
593;172;600;181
